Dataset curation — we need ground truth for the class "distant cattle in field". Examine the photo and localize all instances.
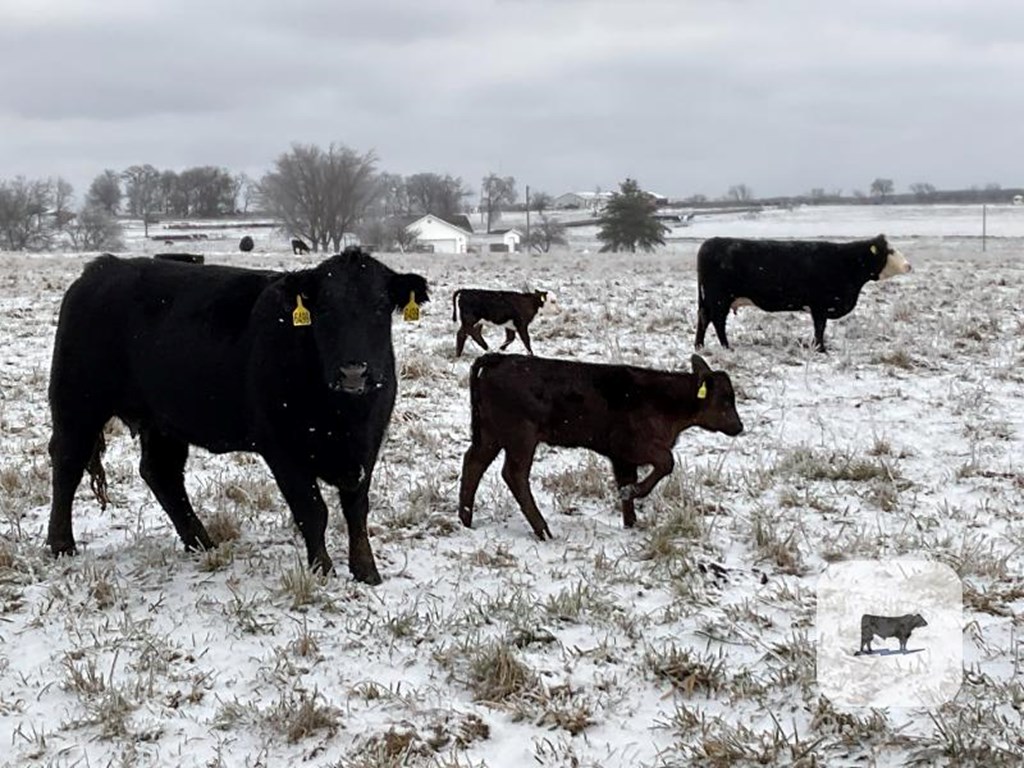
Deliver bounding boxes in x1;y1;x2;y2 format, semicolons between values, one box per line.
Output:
292;238;310;255
239;235;254;252
458;353;742;538
859;613;927;654
154;253;204;264
695;234;911;352
47;246;429;585
451;288;551;356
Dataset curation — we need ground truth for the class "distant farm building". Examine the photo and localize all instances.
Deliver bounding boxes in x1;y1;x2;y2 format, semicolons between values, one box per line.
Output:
404;214;472;254
473;227;523;253
1013;194;1023;206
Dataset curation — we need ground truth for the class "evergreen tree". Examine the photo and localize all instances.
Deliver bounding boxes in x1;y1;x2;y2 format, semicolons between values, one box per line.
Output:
596;178;669;253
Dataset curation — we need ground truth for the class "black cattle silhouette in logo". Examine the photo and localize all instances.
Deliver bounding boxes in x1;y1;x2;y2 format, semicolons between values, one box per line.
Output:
857;613;927;655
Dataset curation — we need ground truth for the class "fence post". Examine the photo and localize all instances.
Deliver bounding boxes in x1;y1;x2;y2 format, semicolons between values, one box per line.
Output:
982;204;987;252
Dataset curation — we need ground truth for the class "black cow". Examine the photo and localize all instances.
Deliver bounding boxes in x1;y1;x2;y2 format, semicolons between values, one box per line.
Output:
47;246;428;585
155;253;204;264
859;613;927;654
451;288;550;356
458;353;742;538
695;234;911;352
292;238;311;255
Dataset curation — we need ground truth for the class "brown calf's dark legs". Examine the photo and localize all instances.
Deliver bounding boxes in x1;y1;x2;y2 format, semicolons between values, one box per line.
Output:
499;440;552;540
459;440;502;528
621;453;675;503
611;460;639;527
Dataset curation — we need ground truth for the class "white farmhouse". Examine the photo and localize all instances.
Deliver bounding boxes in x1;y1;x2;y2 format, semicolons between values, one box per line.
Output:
404;214;473;254
472;227;522;253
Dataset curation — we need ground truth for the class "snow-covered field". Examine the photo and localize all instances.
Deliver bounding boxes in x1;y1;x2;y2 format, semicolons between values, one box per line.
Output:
0;205;1022;767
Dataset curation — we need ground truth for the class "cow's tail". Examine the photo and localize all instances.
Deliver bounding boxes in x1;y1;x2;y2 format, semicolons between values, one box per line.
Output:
468;354;489;445
86;432;110;511
451;290;461;322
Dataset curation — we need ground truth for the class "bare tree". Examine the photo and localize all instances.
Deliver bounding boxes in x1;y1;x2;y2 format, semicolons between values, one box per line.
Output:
481;173;516;233
529;190;553;214
66;205;123;251
260;143;380;252
909;182;936;202
85;170;122;215
122;164;161;237
376;173;409;218
406;173;470;218
0;176;55;250
526;214;567;253
235;172;261;214
725;184;754;203
870;178;894;202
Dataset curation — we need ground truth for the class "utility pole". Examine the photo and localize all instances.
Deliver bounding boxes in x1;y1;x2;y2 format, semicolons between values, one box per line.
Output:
525;185;530;255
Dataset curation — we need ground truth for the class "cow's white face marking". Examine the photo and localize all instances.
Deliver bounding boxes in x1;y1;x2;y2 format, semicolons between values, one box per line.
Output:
879;246;911;280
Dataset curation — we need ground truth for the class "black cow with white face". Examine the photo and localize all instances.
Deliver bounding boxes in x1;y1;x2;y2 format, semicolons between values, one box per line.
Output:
47;246;428;585
695;234;911;352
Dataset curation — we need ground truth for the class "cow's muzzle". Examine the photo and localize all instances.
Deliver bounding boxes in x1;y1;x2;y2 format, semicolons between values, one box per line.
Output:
330;362;379;395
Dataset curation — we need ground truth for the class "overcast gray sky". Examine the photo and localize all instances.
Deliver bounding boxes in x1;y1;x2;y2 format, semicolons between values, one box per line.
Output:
2;0;1022;203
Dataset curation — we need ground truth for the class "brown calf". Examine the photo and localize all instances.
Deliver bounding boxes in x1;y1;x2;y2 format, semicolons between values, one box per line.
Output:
458;353;743;538
452;288;549;356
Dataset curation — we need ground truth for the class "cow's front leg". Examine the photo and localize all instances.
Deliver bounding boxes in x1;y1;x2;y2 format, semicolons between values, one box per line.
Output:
810;308;828;352
621;453;675;502
263;454;333;575
500;440;551;540
338;479;382;586
610;459;639;528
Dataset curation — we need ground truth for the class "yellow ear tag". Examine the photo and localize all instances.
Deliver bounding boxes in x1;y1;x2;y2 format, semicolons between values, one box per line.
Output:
870;244;878;255
292;296;311;327
697;382;708;400
403;291;420;322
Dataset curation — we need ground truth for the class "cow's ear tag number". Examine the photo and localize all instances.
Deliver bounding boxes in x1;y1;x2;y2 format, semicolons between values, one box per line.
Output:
870;245;878;255
697;382;708;400
292;296;311;327
403;291;420;322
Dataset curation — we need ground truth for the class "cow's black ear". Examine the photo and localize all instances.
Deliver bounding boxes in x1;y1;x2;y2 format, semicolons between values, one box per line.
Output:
389;272;430;311
690;354;712;379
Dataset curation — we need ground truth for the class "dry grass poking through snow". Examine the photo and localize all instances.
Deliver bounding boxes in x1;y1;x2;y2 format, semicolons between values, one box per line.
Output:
0;234;1022;767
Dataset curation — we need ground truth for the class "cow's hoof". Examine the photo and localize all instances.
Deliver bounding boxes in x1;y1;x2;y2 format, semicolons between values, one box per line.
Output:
351;564;382;586
458;507;474;528
48;539;77;557
311;551;335;576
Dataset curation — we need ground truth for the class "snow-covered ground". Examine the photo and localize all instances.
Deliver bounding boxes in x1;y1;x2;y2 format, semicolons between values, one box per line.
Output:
0;204;1021;767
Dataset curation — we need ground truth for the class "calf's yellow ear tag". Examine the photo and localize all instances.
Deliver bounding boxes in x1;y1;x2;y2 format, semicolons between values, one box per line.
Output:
697;381;708;400
403;291;420;322
292;295;311;327
870;244;878;255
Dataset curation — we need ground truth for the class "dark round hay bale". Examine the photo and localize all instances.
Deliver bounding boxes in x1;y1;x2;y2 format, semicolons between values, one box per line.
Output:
239;235;254;252
154;253;205;264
